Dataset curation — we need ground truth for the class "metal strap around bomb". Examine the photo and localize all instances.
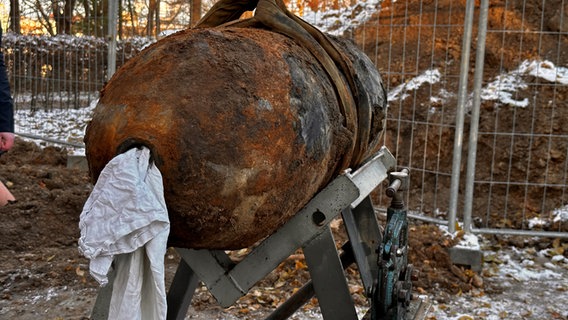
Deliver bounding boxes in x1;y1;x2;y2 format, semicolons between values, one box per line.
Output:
194;0;373;169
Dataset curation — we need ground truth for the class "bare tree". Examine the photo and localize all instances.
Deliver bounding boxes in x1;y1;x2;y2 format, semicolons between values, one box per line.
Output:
21;0;77;35
52;0;77;34
155;0;194;31
155;0;160;35
77;0;108;37
125;0;139;36
118;0;123;39
146;0;160;36
33;0;56;35
15;0;200;37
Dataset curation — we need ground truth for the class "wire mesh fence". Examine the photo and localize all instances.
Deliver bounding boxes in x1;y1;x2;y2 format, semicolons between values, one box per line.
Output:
351;0;465;221
356;0;568;236
2;0;567;236
3;33;154;147
462;0;568;236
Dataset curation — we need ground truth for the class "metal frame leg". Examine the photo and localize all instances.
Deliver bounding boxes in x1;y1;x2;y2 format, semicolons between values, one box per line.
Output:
342;195;382;296
166;258;200;320
266;243;356;320
303;226;358;320
90;265;115;320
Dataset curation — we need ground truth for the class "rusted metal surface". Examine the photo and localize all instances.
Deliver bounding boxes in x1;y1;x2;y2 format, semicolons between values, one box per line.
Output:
85;27;386;249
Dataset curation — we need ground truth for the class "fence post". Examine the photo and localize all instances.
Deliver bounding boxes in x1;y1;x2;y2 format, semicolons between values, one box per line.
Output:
107;0;119;81
463;0;489;234
448;0;476;233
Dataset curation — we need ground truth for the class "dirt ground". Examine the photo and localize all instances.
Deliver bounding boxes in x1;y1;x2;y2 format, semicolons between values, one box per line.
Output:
0;138;468;319
1;0;567;319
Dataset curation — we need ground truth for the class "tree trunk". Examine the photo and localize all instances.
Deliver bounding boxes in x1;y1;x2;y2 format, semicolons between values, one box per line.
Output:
102;0;109;38
35;0;55;35
118;0;123;39
63;0;77;34
190;0;201;26
126;0;137;36
9;0;21;34
147;0;156;36
155;0;160;36
82;0;91;34
52;2;64;34
52;0;76;35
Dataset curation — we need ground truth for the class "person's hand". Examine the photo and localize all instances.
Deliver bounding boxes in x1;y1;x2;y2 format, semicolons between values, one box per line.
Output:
0;132;15;151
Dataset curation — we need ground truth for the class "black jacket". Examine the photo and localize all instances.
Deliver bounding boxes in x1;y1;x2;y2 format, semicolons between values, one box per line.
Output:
0;23;14;133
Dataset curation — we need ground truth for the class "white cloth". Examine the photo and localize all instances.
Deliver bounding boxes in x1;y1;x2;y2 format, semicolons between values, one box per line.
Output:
79;147;170;320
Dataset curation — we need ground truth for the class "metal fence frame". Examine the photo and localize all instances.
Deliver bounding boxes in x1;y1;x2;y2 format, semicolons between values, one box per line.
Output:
453;0;568;238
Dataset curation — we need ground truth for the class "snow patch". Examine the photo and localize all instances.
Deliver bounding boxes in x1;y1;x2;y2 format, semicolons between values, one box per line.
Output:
480;60;568;107
387;69;442;102
384;60;568;109
302;0;382;36
527;217;548;229
480;71;529;107
497;253;563;281
455;233;480;251
14;99;97;155
553;204;568;223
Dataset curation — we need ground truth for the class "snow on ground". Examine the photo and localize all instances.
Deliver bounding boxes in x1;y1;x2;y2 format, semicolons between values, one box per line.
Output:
387;60;568;109
300;0;382;36
428;226;568;318
14;99;95;155
428;234;568;320
480;59;568;108
387;69;442;102
553;205;568;224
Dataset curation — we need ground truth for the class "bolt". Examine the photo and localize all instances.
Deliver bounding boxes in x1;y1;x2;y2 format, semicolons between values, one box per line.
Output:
396;248;404;257
398;289;408;302
411;268;420;281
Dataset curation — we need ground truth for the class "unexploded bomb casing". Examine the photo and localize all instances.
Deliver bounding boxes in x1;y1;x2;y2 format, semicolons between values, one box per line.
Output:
84;27;386;249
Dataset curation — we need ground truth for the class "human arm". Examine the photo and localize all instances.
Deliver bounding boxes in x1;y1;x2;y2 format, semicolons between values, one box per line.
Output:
0;132;14;151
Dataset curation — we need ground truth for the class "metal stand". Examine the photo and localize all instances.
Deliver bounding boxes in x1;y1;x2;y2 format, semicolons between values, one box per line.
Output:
371;169;413;320
91;147;426;320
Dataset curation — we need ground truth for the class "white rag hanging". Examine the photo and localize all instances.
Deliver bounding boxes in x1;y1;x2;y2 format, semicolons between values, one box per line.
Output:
79;147;170;320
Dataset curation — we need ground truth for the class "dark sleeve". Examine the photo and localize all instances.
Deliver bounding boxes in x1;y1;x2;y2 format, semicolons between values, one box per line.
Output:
0;23;14;133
